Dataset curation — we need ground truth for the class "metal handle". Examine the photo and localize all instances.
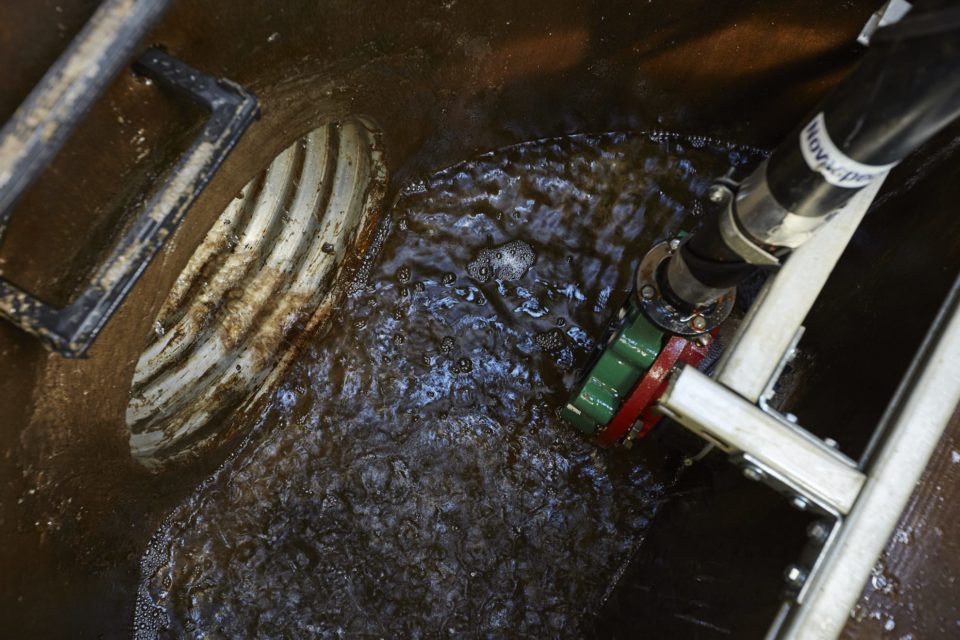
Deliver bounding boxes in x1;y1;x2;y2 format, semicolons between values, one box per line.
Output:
0;47;259;356
0;0;172;228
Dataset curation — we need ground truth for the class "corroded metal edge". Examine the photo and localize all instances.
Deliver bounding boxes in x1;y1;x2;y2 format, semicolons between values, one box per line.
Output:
0;48;259;357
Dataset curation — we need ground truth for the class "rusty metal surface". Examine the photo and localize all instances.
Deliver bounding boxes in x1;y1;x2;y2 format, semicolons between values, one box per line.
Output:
0;0;103;124
0;47;258;356
0;0;172;230
127;119;387;469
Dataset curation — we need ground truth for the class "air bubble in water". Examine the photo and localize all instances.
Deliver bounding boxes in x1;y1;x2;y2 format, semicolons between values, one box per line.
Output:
467;240;536;283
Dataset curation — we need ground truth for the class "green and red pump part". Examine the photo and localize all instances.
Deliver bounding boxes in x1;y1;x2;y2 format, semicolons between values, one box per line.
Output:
560;297;713;447
560;237;718;448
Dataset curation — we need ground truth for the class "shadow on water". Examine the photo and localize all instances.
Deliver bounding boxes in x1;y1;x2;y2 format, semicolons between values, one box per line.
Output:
134;131;765;638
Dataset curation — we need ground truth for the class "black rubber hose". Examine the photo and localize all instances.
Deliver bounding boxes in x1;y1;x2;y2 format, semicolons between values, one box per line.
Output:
682;213;756;289
673;5;960;300
766;12;960;218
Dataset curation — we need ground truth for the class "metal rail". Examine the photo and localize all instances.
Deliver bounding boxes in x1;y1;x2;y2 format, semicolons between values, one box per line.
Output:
712;178;885;402
778;270;960;639
0;48;258;356
659;170;960;637
0;0;172;232
661;367;865;516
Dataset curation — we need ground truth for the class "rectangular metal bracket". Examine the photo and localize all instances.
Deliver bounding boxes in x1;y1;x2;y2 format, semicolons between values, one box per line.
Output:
656;165;960;638
660;366;866;515
0;0;173;229
0;48;258;357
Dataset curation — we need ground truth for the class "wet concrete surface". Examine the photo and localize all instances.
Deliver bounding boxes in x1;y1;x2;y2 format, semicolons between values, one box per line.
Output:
133;132;763;638
842;412;960;640
594;451;813;639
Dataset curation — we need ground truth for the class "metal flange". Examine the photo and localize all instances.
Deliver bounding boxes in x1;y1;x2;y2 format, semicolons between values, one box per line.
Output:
634;238;735;336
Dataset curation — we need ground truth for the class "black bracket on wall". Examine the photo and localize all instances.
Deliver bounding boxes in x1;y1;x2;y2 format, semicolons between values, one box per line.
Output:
0;0;258;357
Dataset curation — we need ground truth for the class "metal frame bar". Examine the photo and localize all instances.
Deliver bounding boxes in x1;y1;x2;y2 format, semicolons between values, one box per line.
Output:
713;178;885;402
0;0;172;232
660;367;865;515
778;272;960;639
649;7;960;633
0;49;258;357
660;175;883;516
659;162;960;638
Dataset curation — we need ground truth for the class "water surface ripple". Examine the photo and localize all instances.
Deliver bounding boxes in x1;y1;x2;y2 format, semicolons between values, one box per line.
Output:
135;132;764;638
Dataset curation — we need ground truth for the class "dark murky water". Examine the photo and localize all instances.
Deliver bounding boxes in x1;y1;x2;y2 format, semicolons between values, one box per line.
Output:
134;132;764;638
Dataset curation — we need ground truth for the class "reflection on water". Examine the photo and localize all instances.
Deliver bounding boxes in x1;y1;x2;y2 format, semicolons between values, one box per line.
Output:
134;132;763;638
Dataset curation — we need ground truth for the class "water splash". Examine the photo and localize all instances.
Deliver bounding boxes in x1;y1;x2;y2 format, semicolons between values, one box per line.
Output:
467;239;537;283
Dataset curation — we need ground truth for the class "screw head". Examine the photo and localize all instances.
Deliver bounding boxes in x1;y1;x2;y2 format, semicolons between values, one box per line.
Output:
707;185;726;203
742;465;765;482
640;284;656;300
784;564;808;589
824;437;839;449
791;495;810;511
669;238;682;251
690;315;707;332
806;520;831;543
